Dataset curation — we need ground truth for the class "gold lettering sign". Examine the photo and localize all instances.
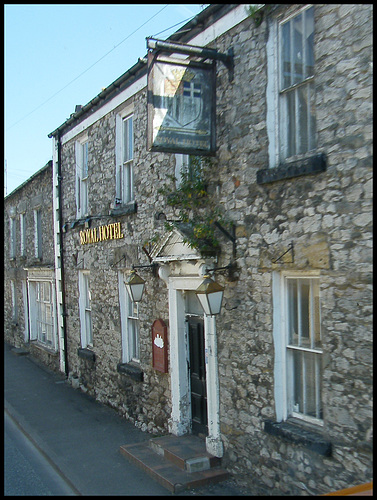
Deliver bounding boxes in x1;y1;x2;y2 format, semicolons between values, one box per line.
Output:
79;222;124;245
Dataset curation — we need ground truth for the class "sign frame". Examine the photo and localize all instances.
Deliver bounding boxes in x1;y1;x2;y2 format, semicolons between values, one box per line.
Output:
147;52;216;156
152;318;168;373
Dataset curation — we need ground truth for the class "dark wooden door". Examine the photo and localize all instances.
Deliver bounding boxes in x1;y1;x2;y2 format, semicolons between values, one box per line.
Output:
188;317;208;436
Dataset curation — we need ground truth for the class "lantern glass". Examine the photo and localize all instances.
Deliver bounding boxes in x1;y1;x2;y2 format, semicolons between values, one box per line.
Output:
195;275;224;316
125;272;145;302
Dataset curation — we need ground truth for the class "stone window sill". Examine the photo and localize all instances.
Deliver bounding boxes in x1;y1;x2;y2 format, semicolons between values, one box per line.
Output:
256;153;327;184
77;348;96;362
117;362;143;381
30;340;58;355
110;201;137;216
30;258;43;265
264;418;332;456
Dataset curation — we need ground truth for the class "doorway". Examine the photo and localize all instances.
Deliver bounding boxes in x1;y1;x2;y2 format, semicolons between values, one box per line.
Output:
187;316;208;436
166;274;223;456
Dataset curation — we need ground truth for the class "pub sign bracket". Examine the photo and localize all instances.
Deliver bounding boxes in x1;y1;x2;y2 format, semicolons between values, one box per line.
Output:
146;38;234;79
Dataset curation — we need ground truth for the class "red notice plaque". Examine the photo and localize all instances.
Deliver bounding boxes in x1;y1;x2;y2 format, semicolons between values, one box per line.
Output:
152;319;168;373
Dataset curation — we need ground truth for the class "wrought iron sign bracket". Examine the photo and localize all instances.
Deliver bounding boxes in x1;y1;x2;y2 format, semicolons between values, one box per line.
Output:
272;241;294;264
146;37;234;81
214;221;237;258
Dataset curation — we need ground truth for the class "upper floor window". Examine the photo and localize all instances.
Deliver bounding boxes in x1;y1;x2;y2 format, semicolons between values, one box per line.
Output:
9;217;16;259
34;209;42;259
116;114;134;205
279;6;316;160
76;139;89;217
175;154;191;189
20;213;26;257
174;154;204;190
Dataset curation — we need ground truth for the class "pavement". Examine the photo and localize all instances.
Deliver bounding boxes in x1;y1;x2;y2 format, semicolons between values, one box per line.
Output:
4;342;252;496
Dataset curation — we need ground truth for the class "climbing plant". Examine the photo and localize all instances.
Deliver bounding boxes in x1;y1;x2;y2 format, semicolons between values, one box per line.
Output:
158;156;229;255
246;4;271;27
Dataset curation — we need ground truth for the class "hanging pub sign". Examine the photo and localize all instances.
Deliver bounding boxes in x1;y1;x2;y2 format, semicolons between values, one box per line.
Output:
147;54;216;156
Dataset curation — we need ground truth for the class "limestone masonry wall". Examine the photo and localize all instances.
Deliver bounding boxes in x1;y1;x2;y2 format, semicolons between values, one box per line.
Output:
5;4;372;496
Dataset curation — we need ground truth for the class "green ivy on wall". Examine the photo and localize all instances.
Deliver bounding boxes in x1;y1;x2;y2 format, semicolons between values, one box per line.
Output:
158;156;230;256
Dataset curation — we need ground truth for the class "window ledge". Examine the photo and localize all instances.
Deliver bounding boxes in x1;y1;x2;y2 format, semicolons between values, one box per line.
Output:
77;348;96;362
264;419;332;456
110;201;137;216
30;341;58;355
117;362;143;381
257;153;327;184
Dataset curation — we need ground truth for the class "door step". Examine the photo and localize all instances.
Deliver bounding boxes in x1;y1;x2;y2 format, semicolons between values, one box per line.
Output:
120;435;229;493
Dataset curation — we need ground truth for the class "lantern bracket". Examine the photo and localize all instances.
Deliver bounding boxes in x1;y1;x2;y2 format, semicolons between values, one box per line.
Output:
111;254;126;268
132;263;159;277
205;262;238;281
272;241;294;264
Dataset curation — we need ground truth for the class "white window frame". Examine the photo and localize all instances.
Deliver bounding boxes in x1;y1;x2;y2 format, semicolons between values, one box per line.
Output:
27;276;57;350
36;282;55;347
20;212;26;257
267;5;316;168
34;209;42;259
116;107;134;205
11;280;17;322
175;154;190;189
9;216;16;259
76;137;89;218
22;279;30;342
272;270;323;426
118;271;140;363
78;271;93;348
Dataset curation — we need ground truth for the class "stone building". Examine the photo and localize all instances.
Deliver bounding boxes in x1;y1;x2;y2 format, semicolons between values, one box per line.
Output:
45;3;372;495
4;161;61;372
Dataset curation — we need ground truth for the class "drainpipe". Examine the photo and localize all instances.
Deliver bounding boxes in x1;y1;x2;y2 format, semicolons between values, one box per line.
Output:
54;132;69;377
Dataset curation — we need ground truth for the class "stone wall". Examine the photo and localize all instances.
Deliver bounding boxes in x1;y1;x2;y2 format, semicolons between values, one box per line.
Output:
4;161;60;372
206;3;372;495
60;91;174;434
57;3;372;495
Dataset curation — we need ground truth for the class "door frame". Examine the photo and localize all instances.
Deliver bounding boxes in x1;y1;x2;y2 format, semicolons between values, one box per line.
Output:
187;315;208;436
167;275;223;457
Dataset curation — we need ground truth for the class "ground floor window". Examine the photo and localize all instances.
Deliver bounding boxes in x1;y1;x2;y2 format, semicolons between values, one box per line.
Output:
273;271;323;425
127;293;140;362
11;280;18;322
28;278;56;350
118;271;139;363
78;271;93;348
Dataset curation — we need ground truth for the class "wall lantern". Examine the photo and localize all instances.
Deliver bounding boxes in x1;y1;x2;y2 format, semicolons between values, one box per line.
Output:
125;270;146;303
195;274;225;316
125;263;158;303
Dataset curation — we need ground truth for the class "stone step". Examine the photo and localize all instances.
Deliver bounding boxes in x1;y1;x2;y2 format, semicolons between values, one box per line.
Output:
11;347;29;356
149;434;221;472
120;436;229;493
